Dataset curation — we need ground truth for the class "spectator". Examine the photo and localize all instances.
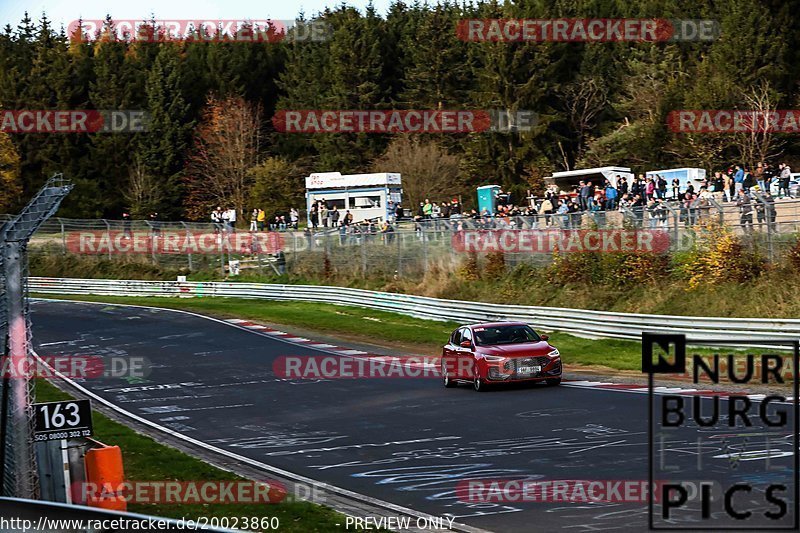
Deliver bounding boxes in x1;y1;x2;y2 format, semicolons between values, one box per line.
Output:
257;208;266;231
568;200;582;228
450;198;462;216
743;167;755;191
211;206;223;233
309;203;318;229
331;205;340;227
765;191;777;231
604;180;618;210
779;163;792;198
320;202;328;228
556;199;569;228
417;202;424;218
381;220;395;243
578;180;590;210
755;192;766;228
655;199;669;228
290;208;299;229
617;175;629;197
671;178;680;199
734;164;745;194
763;163;774;194
250;208;258;231
394;203;404;220
122;212;132;238
645;176;656;201
736;190;753;233
423;199;433;219
539;196;554;226
683;189;697;226
657;174;667;199
646;199;659;228
227;207;237;232
756;163;766;191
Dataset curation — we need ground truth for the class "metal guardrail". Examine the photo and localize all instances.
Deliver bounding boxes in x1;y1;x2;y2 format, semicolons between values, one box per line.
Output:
29;277;800;346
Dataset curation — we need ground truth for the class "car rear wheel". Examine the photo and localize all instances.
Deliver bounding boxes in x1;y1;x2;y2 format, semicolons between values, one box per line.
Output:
546;377;562;386
443;361;457;388
473;365;487;392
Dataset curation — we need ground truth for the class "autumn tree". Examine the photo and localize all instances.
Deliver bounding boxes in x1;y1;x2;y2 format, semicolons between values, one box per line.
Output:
248;157;303;219
0;130;22;211
372;136;462;209
185;95;262;220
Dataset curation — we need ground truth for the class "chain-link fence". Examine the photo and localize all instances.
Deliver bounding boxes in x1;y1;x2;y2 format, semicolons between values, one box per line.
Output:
22;197;800;280
0;175;73;500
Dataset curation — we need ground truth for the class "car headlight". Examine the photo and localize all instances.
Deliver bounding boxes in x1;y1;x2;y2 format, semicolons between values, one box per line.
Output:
484;355;505;362
547;348;560;358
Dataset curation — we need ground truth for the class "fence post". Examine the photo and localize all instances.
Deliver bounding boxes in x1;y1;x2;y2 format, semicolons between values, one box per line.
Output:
59;219;66;254
422;226;428;270
396;228;402;278
361;231;367;276
103;219;111;261
181;222;192;271
752;190;774;262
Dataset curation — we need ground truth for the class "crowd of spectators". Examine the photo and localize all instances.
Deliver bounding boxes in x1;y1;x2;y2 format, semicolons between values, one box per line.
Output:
199;162;794;236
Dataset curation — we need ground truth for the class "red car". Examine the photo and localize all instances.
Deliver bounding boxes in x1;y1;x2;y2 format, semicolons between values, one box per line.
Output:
441;322;562;391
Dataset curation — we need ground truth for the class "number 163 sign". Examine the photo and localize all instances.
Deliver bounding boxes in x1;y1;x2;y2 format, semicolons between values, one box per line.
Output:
32;400;93;442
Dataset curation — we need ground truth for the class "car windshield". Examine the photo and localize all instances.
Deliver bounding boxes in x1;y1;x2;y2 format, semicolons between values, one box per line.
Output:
473;325;541;346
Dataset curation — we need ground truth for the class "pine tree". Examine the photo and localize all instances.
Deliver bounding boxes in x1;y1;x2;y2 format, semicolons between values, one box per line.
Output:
139;43;194;218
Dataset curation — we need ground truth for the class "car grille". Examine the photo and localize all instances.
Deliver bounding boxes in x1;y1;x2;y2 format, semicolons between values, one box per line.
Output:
498;356;555;378
509;356;550;369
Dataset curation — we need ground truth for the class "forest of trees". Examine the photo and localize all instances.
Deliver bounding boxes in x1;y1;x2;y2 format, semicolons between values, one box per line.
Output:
1;0;799;219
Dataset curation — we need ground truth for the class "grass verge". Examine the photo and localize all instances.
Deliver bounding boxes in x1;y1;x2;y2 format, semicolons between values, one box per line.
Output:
35;293;647;370
35;379;360;531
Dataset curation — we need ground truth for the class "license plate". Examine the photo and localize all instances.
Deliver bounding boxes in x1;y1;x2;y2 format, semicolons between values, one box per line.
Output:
518;365;541;375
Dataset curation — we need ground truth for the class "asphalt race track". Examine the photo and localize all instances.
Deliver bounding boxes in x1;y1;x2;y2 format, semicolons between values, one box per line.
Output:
31;300;798;532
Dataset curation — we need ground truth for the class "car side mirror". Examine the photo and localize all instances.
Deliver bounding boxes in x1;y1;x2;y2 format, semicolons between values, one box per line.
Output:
460;340;472;348
540;334;549;341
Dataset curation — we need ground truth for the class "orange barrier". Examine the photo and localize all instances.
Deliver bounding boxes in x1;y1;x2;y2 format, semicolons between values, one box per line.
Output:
84;445;126;511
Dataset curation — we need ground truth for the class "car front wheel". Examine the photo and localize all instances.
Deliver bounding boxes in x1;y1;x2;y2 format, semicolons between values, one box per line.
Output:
473;364;487;392
546;377;562;386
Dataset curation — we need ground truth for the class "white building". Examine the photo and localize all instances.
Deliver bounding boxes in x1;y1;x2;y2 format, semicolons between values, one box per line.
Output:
546;167;634;193
305;172;402;224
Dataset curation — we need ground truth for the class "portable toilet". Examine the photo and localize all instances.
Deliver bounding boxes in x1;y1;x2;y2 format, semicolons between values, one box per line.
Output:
477;185;501;216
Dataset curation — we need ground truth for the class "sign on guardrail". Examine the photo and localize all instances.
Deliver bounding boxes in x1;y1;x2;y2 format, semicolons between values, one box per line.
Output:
32;400;93;442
